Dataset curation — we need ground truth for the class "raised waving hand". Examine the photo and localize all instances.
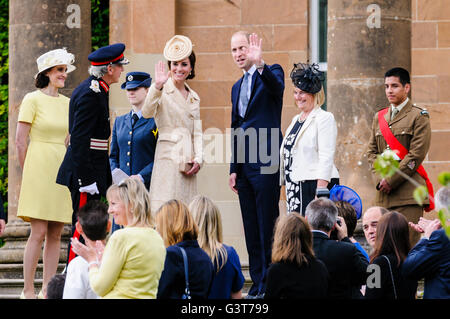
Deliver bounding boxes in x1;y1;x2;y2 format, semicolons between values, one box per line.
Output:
154;60;170;90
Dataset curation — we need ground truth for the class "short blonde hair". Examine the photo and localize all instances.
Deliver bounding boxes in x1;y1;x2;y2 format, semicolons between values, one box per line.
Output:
106;178;154;228
190;195;227;272
155;199;198;247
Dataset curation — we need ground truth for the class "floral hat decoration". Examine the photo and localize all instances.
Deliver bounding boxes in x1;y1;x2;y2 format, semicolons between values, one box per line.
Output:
35;48;76;78
290;62;324;94
163;35;193;62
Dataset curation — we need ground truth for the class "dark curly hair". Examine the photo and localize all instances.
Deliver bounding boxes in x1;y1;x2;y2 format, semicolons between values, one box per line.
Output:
35;71;50;89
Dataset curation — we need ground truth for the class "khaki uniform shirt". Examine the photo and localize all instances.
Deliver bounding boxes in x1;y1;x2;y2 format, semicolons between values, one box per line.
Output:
366;100;431;208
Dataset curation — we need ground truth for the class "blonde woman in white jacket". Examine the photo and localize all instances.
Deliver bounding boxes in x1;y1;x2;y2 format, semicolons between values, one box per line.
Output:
280;63;339;215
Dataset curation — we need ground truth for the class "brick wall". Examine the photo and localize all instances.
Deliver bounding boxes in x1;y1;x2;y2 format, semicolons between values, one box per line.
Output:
176;0;309;133
411;0;450;214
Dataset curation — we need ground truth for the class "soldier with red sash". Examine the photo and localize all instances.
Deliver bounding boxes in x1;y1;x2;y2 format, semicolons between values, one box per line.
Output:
57;43;129;262
367;67;433;245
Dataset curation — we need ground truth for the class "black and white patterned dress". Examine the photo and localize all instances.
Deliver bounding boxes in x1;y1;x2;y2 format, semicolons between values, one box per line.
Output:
282;119;305;213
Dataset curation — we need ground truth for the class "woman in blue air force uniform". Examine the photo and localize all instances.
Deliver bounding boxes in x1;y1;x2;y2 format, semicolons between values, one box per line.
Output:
110;71;158;191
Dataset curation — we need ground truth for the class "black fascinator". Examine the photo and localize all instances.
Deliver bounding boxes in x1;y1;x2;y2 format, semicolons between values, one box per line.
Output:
290;63;324;94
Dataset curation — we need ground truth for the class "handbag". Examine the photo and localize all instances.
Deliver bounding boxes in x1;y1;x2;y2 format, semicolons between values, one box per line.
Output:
382;255;397;299
178;246;191;299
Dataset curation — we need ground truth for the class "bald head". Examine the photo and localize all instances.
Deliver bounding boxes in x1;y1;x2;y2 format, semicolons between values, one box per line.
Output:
362;206;388;248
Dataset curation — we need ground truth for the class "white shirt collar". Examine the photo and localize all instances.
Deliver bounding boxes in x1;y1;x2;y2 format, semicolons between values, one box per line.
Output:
391;97;409;113
243;64;257;76
131;109;142;118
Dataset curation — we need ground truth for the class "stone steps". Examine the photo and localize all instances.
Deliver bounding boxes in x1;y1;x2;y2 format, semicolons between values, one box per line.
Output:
0;263;66;299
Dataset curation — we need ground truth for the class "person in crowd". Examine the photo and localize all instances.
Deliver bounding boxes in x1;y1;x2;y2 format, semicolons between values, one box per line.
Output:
15;48;76;299
265;213;329;299
46;273;66;299
57;43;128;262
330;201;368;298
366;67;432;246
280;63;339;215
109;71;157;232
63;200;110;299
189;195;245;299
142;35;202;213
365;211;417;299
156;199;214;299
333;201;369;261
305;198;368;298
228;31;284;299
0;196;5;236
402;186;450;299
362;206;389;250
71;178;166;299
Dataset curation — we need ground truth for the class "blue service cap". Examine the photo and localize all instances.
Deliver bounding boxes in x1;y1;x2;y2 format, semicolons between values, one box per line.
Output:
121;72;152;90
88;43;129;66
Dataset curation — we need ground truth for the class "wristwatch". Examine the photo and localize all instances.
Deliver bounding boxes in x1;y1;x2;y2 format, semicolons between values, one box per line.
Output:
255;59;265;69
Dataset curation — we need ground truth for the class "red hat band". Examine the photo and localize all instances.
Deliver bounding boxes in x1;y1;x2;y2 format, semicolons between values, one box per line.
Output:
90;53;124;66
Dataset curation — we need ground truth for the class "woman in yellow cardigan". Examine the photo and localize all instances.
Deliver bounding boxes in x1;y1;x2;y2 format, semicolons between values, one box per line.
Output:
71;178;166;298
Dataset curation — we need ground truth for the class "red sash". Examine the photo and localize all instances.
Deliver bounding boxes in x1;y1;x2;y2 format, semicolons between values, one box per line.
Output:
68;192;88;263
378;108;434;211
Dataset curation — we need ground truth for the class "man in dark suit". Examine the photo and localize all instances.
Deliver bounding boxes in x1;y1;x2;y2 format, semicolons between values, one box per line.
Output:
228;31;284;298
305;198;369;298
109;71;157;232
57;43;128;259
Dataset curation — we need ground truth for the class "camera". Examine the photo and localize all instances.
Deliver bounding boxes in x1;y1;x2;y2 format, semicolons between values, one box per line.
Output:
316;188;330;198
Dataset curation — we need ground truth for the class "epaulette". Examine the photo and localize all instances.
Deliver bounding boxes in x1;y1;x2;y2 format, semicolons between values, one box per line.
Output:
89;80;101;93
412;103;429;116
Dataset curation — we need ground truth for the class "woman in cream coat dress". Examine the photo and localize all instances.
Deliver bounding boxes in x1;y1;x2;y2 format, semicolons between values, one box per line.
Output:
142;35;202;212
280;63;339;215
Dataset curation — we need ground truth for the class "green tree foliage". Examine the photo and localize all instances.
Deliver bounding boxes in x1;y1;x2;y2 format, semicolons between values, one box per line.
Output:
91;0;109;50
0;0;8;216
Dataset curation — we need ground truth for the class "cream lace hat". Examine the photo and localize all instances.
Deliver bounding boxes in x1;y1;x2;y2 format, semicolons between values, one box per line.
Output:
35;48;76;78
163;35;193;61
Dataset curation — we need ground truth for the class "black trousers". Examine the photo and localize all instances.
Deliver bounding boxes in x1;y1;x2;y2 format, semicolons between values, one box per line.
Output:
295;178;340;216
236;165;280;296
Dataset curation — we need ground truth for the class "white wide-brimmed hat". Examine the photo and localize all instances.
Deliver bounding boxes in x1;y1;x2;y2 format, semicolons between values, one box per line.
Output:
35;48;76;78
163;35;193;61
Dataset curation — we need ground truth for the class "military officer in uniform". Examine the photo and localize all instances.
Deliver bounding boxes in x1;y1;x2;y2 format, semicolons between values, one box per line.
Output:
57;43;129;256
109;71;157;232
366;67;432;245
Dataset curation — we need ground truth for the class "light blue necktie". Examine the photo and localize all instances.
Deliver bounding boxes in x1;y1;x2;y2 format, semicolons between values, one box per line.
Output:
239;72;250;118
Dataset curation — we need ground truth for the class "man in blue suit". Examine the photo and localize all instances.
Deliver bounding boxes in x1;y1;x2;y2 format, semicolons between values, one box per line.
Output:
228;32;284;298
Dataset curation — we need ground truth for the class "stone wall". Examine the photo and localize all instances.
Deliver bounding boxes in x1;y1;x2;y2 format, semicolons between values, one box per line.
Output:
411;0;450;219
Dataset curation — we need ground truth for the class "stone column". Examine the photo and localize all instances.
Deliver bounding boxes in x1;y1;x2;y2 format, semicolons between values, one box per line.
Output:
2;0;91;263
326;0;411;208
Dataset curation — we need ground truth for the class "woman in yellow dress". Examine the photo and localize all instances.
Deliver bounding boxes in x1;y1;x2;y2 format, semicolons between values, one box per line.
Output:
15;48;75;299
142;35;202;212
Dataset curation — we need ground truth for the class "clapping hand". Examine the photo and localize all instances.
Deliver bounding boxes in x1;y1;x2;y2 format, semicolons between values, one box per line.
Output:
246;33;263;66
154;60;170;90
